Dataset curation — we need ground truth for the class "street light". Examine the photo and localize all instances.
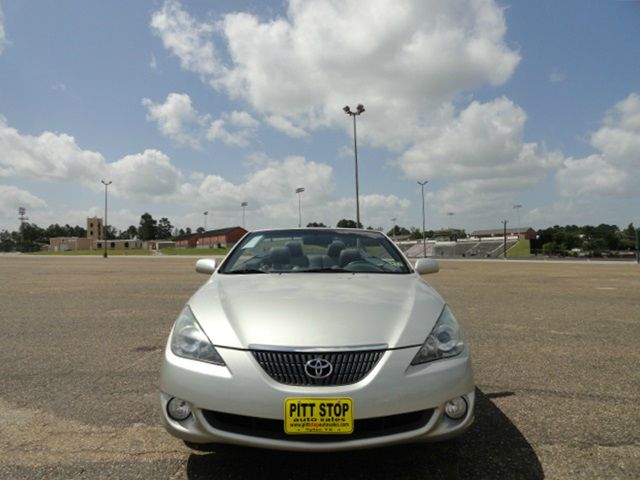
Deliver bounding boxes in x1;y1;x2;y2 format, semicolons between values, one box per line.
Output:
418;181;428;257
101;180;112;258
241;202;248;229
513;204;522;236
343;104;365;227
203;211;209;248
295;187;305;228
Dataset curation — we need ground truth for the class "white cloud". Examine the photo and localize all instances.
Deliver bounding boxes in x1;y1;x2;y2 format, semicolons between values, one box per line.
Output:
266;115;308;138
150;0;224;79
109;150;183;198
556;93;640;197
150;0;520;149
397;98;562;214
0;115;180;202
150;53;158;70
142;93;206;148
0;185;47;229
0;115;104;183
0;3;8;54
0;114;409;229
205;111;259;146
143;93;259;147
228;110;259;129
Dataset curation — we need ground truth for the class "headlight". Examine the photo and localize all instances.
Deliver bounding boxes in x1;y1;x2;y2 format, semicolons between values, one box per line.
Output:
411;305;464;365
170;306;225;365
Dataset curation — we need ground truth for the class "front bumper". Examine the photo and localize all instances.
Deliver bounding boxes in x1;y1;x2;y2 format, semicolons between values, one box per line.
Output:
159;345;475;452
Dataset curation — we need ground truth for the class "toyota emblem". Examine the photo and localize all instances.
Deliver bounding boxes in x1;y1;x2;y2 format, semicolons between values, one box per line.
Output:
304;358;333;379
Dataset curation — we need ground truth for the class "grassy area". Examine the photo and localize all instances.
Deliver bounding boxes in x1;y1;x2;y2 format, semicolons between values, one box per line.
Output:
161;247;228;256
506;239;532;257
29;249;152;256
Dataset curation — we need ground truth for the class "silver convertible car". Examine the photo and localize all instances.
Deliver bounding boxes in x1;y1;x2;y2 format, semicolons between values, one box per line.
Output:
160;228;474;451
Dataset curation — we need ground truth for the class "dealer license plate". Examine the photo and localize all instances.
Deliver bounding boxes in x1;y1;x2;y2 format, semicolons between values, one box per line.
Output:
284;398;354;434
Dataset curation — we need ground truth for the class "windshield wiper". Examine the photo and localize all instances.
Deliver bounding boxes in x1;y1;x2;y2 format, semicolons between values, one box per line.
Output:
224;268;267;274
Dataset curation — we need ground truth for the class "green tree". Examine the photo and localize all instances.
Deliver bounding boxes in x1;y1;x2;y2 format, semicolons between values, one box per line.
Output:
336;219;363;229
306;222;327;227
387;225;410;237
138;213;157;240
157;217;173;239
0;229;16;252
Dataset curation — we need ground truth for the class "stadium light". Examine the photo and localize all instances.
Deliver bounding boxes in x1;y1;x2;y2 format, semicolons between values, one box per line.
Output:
343;104;365;227
241;202;248;229
101;180;112;259
203;211;209;247
296;187;305;228
418;181;429;257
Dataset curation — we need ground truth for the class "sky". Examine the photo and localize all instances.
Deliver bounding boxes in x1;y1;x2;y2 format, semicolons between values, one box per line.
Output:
0;0;639;234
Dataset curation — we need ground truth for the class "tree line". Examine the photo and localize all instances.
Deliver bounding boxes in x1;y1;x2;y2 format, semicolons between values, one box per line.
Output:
1;214;637;255
532;223;638;256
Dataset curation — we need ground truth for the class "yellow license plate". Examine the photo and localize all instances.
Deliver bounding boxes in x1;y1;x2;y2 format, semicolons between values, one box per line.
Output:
284;398;354;434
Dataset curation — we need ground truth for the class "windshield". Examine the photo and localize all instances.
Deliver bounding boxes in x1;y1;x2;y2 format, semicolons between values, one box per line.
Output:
219;229;411;274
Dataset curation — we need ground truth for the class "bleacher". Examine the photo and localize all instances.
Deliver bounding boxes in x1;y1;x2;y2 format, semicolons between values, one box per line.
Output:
404;239;519;258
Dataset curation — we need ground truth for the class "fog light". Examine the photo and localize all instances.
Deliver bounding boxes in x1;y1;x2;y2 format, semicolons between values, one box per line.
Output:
167;397;192;421
444;397;467;420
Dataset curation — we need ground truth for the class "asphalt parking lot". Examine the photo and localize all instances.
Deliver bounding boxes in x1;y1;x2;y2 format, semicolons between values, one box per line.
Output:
0;255;638;479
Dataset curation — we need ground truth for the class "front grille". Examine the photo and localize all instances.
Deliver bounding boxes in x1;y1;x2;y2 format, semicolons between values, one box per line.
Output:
252;350;384;386
202;409;434;442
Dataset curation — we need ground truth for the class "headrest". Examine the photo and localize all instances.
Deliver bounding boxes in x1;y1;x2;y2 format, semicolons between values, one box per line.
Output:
327;241;346;259
269;247;291;265
339;248;361;267
285;241;304;258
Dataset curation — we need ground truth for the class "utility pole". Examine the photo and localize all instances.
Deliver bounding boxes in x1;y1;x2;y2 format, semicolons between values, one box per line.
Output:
418;181;428;257
501;219;508;259
101;180;112;259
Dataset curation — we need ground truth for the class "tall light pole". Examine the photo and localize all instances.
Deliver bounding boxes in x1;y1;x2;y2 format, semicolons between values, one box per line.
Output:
295;187;305;228
241;202;248;229
513;204;522;237
101;180;112;259
343;104;365;227
418;180;428;257
390;217;397;243
203;211;209;248
501;219;509;259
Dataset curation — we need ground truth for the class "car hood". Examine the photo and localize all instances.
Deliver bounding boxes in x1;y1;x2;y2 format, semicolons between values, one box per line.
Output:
187;273;446;350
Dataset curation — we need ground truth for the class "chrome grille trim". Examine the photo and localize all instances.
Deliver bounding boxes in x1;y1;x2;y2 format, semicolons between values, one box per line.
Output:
251;349;384;386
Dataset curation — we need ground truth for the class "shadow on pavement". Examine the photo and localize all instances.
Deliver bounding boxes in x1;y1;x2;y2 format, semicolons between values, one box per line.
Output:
185;389;543;480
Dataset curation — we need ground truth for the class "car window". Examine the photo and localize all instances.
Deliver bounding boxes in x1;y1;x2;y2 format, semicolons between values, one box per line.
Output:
219;229;410;274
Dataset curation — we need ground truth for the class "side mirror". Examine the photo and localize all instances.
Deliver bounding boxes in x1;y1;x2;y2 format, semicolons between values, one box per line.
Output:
415;258;439;275
195;258;217;275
